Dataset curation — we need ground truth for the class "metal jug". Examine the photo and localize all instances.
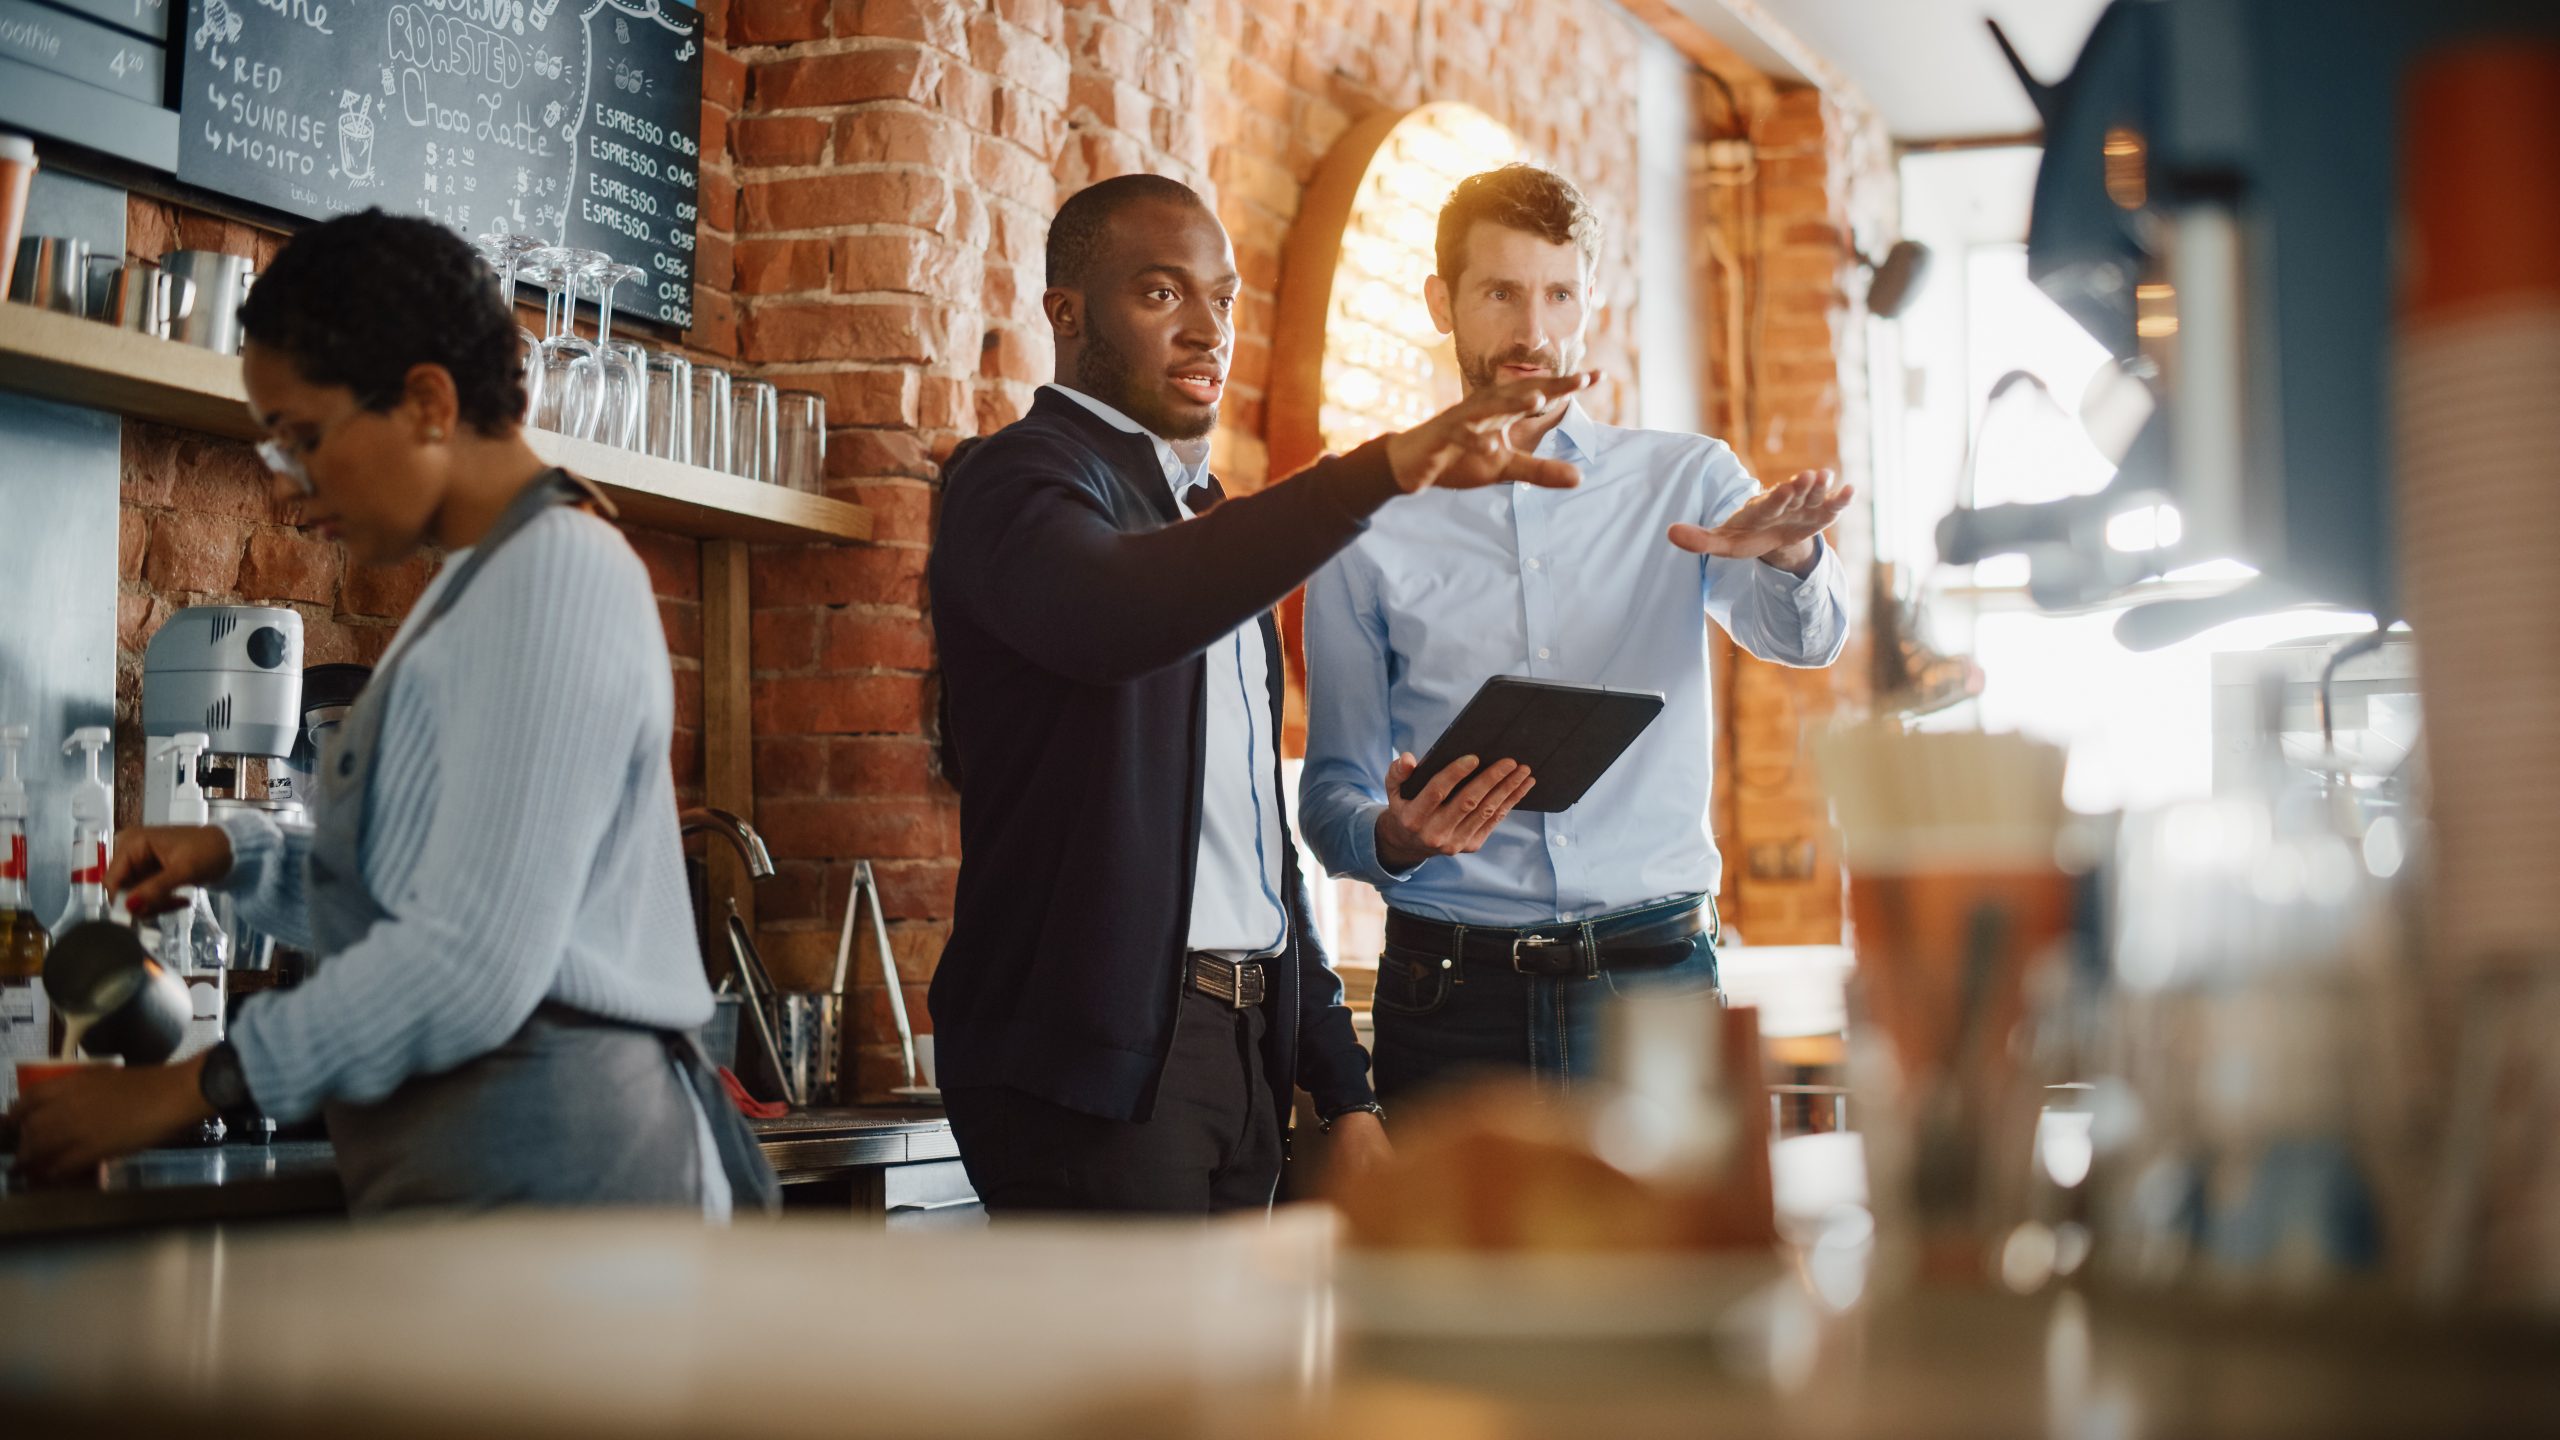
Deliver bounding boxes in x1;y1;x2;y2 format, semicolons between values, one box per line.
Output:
44;921;191;1064
9;235;89;314
97;260;196;339
164;250;255;353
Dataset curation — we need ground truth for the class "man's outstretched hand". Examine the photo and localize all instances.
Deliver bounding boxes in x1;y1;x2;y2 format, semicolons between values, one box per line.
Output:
1667;468;1854;576
1387;371;1599;494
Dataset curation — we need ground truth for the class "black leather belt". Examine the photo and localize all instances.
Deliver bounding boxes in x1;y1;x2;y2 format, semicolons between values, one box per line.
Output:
1383;895;1715;980
1187;952;1268;1008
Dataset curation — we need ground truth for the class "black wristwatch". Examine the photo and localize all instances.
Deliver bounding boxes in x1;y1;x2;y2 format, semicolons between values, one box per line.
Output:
1318;1101;1385;1134
197;1041;262;1128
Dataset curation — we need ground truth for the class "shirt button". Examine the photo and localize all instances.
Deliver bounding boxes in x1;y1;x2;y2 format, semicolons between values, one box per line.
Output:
1527;557;1543;570
1537;647;1552;660
1555;835;1572;848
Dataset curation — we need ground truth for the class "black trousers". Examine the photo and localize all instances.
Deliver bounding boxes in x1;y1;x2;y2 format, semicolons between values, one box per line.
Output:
944;989;1283;1216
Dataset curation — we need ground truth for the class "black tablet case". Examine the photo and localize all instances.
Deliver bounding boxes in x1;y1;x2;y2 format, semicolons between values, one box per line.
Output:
1396;677;1664;814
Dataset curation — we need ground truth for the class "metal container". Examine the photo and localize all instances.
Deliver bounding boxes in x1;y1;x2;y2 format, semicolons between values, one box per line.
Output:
44;920;191;1064
96;259;193;338
163;249;254;354
9;234;88;313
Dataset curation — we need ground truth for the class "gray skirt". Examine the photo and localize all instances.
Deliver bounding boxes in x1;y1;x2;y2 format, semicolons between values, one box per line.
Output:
323;1004;716;1217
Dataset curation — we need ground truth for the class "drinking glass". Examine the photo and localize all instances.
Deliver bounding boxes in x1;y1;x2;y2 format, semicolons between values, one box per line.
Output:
689;365;732;474
776;389;827;493
730;379;778;483
586;262;648;449
474;232;546;412
642;350;694;464
522;246;601;434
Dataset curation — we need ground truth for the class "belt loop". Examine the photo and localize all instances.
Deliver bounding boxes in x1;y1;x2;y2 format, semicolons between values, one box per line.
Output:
1578;921;1601;980
1707;893;1723;947
1448;923;1467;985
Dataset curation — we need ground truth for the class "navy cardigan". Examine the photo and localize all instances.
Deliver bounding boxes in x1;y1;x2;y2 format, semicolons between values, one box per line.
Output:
927;388;1397;1124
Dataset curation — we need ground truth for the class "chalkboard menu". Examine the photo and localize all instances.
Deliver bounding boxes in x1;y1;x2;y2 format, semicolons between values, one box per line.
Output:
174;0;704;329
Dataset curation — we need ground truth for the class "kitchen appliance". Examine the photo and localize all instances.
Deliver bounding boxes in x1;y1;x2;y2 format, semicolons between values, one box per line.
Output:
9;233;87;313
1941;1;2560;643
141;607;304;970
162;249;253;353
94;257;194;338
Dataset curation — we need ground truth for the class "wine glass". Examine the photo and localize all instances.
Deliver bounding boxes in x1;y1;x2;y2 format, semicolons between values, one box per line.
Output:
522;247;601;434
474;232;546;415
587;261;648;449
642;350;694;464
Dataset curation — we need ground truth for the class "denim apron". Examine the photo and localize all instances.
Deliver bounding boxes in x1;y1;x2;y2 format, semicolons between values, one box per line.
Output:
307;470;779;1216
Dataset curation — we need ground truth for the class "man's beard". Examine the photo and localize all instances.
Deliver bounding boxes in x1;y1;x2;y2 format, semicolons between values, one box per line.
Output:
1455;339;1578;399
1077;320;1218;441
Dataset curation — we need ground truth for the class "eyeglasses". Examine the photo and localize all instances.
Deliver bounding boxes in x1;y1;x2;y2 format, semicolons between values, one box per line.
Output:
254;407;367;497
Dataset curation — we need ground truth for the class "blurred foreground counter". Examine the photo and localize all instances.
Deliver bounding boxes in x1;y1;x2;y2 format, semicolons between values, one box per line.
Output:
0;1207;2551;1440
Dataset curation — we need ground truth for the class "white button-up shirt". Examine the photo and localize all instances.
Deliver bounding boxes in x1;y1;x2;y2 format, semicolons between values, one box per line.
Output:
1299;401;1851;926
1045;385;1288;957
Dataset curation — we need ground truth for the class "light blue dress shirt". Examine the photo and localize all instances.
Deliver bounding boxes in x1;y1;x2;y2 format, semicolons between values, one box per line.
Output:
1045;384;1289;958
1299;402;1850;927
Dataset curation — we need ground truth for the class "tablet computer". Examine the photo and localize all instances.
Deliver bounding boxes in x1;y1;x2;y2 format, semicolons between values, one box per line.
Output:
1397;676;1664;814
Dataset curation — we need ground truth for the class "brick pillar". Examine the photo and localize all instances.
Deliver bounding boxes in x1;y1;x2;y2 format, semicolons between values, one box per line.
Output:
1701;85;1884;947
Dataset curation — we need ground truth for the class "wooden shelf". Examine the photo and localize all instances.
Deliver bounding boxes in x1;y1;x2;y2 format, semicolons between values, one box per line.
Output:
0;304;870;545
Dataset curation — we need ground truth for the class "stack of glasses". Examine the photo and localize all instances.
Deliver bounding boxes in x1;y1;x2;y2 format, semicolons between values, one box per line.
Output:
474;234;828;492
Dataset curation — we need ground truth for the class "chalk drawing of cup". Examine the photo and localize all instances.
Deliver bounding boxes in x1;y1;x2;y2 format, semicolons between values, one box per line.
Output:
340;104;376;185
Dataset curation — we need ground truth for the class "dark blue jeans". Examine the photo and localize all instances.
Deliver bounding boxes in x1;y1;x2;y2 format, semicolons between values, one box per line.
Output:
1369;928;1721;1103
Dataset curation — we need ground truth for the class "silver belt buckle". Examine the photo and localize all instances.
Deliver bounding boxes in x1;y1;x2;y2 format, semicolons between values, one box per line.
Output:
1511;934;1562;972
1197;955;1264;1009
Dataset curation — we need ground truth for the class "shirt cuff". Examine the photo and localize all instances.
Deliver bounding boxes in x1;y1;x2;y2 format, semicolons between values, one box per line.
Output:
1761;535;1832;592
213;811;283;894
1346;800;1427;888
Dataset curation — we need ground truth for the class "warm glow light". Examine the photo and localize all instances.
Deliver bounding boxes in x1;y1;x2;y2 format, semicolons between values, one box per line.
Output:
1317;104;1524;454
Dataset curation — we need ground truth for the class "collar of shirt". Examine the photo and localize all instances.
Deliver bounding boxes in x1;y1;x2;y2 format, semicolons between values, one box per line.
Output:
1524;399;1605;464
1042;383;1207;499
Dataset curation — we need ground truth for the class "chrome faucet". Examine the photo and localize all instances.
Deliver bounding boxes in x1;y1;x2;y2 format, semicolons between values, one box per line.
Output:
679;807;775;880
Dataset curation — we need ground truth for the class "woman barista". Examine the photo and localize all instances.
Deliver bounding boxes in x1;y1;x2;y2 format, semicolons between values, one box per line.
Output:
8;211;777;1215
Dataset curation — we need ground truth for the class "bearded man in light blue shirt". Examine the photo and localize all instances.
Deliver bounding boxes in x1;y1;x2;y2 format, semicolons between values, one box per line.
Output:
1300;165;1855;1101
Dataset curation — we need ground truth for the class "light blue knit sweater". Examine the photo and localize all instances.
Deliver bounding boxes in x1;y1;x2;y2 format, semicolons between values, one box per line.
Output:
216;508;713;1123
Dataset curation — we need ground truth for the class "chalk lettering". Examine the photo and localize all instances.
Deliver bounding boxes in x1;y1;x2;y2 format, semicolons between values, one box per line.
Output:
209;124;319;175
592;105;662;148
250;0;332;37
0;16;64;61
203;84;331;146
578;195;652;242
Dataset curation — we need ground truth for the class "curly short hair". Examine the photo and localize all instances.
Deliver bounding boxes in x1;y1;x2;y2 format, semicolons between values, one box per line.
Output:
1434;164;1602;284
238;209;525;435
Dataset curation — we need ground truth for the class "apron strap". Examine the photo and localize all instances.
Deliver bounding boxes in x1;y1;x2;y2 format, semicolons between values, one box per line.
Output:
661;1030;784;1215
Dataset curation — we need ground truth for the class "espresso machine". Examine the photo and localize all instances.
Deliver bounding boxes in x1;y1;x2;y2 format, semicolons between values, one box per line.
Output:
141;606;305;971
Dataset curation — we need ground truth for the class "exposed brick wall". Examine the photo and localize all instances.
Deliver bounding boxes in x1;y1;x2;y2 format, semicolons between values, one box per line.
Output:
1698;85;1889;947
